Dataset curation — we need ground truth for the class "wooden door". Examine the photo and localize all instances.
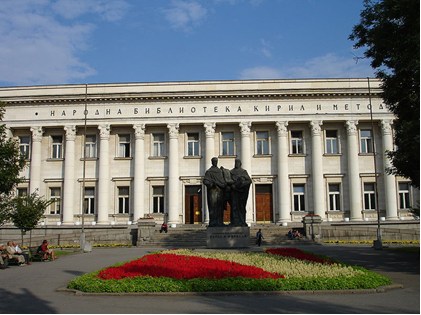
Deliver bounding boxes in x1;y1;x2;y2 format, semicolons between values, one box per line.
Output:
184;186;203;224
255;184;273;222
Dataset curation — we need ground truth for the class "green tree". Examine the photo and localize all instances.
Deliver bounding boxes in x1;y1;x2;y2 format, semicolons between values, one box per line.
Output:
350;0;420;188
9;192;53;246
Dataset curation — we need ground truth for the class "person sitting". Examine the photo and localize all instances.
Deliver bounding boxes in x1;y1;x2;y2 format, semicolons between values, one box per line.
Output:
5;241;26;265
0;244;9;269
12;241;30;264
287;229;294;240
160;223;168;233
37;240;57;261
292;230;301;239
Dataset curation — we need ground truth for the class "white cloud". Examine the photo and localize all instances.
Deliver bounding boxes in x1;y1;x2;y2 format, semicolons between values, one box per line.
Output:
163;0;207;31
0;0;128;86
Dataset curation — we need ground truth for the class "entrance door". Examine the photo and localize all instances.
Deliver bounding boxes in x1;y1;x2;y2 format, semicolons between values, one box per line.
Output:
185;185;203;224
255;184;273;223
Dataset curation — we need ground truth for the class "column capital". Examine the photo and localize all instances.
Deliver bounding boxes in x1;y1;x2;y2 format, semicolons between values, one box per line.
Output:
30;126;43;142
380;119;393;136
133;124;146;140
64;125;77;141
310;120;323;136
98;124;110;139
345;120;359;136
276;121;289;136
239;121;252;136
203;122;216;137
167;123;180;138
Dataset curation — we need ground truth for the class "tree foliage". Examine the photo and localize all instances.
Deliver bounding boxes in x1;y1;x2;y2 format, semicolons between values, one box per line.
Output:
350;0;420;188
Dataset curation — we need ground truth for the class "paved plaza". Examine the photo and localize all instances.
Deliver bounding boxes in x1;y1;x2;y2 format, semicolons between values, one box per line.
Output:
0;244;419;314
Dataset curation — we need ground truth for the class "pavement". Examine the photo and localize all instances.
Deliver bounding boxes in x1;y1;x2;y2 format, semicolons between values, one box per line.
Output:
0;244;419;314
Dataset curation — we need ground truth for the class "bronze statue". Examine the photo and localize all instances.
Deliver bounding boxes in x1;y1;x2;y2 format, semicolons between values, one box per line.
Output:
229;159;251;226
203;157;226;227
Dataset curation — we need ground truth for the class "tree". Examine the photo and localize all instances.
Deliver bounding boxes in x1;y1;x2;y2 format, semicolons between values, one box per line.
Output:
349;0;420;188
9;192;53;246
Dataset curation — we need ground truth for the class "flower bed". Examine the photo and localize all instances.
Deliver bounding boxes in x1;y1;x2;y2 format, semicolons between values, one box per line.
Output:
67;248;391;293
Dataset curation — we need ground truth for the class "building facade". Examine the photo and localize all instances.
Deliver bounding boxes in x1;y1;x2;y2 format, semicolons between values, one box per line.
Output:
1;79;419;227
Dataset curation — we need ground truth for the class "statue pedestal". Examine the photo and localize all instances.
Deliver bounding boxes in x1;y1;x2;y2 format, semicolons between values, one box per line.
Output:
206;226;250;248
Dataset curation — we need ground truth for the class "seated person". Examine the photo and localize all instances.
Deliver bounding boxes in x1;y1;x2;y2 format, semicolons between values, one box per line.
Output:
160;223;168;233
292;230;301;239
12;241;30;264
5;241;26;265
287;229;294;240
37;240;57;261
0;244;8;269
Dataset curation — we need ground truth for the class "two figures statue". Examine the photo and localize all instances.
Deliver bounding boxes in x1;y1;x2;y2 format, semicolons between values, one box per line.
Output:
203;157;252;227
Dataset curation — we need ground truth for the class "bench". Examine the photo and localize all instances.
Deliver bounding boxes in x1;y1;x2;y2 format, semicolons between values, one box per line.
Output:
28;247;45;262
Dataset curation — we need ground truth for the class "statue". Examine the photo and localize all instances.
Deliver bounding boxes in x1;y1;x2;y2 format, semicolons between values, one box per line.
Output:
203;157;226;227
228;159;251;227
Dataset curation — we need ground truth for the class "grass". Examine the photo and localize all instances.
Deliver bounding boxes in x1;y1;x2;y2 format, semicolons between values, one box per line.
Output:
67;248;392;293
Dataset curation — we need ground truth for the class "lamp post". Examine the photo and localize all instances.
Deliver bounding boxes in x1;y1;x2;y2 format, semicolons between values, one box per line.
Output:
368;78;382;250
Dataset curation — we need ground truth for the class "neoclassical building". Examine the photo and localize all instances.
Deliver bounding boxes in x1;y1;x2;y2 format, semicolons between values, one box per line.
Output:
0;79;418;227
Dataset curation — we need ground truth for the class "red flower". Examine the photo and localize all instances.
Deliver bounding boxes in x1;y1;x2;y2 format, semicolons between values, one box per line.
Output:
265;248;333;264
98;253;285;280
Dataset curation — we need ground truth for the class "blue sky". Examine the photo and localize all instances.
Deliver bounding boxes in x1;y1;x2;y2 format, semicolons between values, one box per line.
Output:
0;0;375;87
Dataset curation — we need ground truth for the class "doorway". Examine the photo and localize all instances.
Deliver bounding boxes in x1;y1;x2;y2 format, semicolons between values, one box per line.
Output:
184;185;203;224
255;184;273;223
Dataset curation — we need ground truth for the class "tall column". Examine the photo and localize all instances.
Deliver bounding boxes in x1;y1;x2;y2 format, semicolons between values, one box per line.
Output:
310;120;325;218
167;123;180;226
239;121;253;224
345;120;363;221
381;120;398;220
133;124;146;221
203;122;216;224
29;126;43;194
97;124;110;224
276;121;290;223
62;125;76;224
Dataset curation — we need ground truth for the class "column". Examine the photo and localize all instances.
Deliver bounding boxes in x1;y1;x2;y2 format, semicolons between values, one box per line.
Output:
381;120;398;220
62;125;76;224
276;121;290;223
239;121;253;224
203;122;216;224
29;126;43;194
97;124;110;224
310;120;325;218
345;120;363;221
167;123;180;226
133;124;146;221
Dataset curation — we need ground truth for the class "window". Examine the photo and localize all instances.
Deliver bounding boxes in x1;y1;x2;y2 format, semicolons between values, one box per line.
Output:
291;131;304;154
187;133;200;156
118;186;130;214
328;184;341;211
256;131;269;155
118;134;131;157
51;135;63;159
398;182;411;209
293;184;305;211
152;133;165;157
221;132;235;156
363;183;376;210
152;186;165;213
17;187;28;197
84;135;97;158
360;129;373;153
19;136;31;159
325;130;339;154
49;187;61;215
84;187;95;214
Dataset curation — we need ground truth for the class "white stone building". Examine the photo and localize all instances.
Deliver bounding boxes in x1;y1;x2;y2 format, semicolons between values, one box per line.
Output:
0;79;419;227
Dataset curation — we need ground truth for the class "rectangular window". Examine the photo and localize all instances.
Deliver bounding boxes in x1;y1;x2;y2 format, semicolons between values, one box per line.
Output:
293;184;305;211
328;184;341;211
187;133;200;156
84;187;95;214
221;132;235;156
152;186;165;213
152;133;165;157
398;182;411;209
17;187;28;197
363;183;376;210
256;131;269;155
84;135;97;158
49;187;61;215
118;134;131;157
19;136;31;159
325;130;339;154
360;129;373;153
291;131;304;154
51;135;63;159
118;186;130;214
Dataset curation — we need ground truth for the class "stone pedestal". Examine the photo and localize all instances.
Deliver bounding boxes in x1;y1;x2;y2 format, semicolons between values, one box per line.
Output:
206;226;250;248
137;219;156;246
302;215;323;241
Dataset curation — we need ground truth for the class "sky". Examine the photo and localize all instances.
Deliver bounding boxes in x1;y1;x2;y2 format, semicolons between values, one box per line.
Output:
0;0;375;87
